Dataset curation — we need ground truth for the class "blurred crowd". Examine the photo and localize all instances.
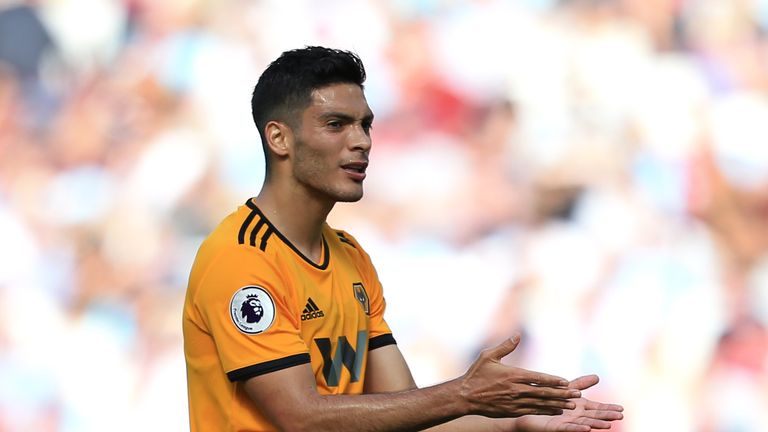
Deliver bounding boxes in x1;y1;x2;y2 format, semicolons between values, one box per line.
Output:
2;0;768;430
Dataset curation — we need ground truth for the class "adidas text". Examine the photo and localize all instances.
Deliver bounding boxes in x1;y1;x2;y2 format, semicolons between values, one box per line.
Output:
301;310;325;321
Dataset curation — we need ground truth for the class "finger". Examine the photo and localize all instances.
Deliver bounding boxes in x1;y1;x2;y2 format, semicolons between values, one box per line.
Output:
568;374;599;391
585;400;624;412
511;407;565;417
574;417;614;429
584;410;624;421
486;334;522;361
556;424;590;432
518;384;581;400
518;370;570;387
514;397;577;410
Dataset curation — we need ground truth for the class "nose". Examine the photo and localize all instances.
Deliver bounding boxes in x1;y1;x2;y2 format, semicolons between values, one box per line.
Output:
349;123;372;153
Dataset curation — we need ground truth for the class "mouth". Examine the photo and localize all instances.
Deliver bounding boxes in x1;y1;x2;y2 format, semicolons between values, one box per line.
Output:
341;161;368;181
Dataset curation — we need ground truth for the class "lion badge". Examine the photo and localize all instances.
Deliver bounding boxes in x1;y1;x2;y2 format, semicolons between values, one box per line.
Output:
230;286;275;334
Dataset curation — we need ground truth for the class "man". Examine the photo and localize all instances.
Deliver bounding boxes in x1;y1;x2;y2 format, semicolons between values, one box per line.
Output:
183;46;623;431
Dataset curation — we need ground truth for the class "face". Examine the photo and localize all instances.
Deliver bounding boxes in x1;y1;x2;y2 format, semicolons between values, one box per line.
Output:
290;83;373;203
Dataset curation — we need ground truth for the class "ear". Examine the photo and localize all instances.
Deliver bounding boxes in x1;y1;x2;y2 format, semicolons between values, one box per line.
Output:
264;120;293;158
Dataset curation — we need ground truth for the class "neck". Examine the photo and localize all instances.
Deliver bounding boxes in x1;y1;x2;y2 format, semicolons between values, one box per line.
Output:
254;181;335;263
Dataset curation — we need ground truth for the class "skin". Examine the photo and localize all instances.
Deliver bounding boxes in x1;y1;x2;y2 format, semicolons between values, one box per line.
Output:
246;82;624;431
255;83;373;263
365;343;624;432
513;375;624;432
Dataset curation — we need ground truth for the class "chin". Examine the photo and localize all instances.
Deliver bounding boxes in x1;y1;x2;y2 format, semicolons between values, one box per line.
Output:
332;187;364;203
335;192;364;203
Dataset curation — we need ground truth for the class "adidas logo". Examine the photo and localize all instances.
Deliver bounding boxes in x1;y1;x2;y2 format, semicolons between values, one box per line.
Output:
301;297;325;321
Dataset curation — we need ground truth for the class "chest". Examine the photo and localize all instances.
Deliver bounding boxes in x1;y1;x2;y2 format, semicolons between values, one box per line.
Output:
282;251;374;391
290;257;371;334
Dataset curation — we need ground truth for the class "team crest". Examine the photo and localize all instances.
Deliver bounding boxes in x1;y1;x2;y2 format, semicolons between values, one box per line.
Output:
352;282;370;315
230;286;275;334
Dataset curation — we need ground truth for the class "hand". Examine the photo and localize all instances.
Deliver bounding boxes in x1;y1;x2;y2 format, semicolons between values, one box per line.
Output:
460;335;582;418
514;375;624;432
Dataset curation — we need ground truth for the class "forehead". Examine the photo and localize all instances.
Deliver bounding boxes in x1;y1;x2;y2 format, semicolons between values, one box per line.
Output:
306;83;372;117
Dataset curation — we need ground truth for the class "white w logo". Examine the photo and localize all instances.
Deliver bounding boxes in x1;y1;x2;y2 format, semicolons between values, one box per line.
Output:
314;330;368;387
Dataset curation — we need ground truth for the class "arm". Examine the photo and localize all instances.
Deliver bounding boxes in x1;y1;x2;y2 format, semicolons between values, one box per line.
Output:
243;335;579;432
364;344;624;432
365;343;513;432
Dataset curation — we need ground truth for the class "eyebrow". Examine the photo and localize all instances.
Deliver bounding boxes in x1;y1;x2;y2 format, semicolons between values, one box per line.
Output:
319;111;375;123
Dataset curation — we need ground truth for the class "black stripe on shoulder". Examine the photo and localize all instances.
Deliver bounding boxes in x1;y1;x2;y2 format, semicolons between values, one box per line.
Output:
336;231;357;249
238;209;258;245
369;334;397;351
245;199;329;269
249;218;265;247
227;353;311;382
260;228;273;251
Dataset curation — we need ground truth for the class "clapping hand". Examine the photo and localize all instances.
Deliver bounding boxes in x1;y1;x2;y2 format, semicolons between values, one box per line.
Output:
514;375;624;432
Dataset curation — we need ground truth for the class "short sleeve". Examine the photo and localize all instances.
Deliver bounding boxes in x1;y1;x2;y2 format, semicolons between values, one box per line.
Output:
193;246;310;381
347;236;396;350
367;273;396;350
369;265;392;342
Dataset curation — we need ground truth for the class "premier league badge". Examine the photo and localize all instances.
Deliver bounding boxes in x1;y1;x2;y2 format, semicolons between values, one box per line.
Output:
230;286;275;334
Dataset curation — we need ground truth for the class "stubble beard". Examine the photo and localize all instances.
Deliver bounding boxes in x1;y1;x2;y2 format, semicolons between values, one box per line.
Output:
293;140;364;204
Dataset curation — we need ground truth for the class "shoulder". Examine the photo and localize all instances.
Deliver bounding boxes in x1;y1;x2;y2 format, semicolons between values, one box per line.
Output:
200;200;284;259
233;200;280;252
332;228;361;249
326;225;369;256
325;225;380;270
190;203;285;294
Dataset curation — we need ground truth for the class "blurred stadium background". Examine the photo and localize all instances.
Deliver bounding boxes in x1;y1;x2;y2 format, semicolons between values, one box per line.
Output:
2;0;768;430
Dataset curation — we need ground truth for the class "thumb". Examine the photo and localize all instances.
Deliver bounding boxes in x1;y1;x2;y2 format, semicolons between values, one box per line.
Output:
569;374;599;391
486;333;521;361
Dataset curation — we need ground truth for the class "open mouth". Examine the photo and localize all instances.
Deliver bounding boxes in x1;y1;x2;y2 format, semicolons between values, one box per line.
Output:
342;161;368;174
342;161;368;180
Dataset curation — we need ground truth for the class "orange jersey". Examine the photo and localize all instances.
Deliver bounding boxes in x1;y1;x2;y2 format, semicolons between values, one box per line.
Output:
183;199;395;431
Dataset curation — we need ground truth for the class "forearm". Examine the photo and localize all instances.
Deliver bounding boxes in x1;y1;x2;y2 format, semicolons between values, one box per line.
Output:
424;416;519;432
292;390;524;432
288;379;471;432
246;340;579;432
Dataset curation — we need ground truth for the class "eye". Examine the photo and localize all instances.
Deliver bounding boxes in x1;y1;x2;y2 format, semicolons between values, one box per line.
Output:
326;120;343;130
362;121;373;134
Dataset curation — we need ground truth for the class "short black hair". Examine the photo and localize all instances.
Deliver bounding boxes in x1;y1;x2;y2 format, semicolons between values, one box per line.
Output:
251;46;367;173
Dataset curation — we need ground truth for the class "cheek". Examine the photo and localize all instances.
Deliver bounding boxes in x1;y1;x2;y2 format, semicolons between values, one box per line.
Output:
295;143;336;175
